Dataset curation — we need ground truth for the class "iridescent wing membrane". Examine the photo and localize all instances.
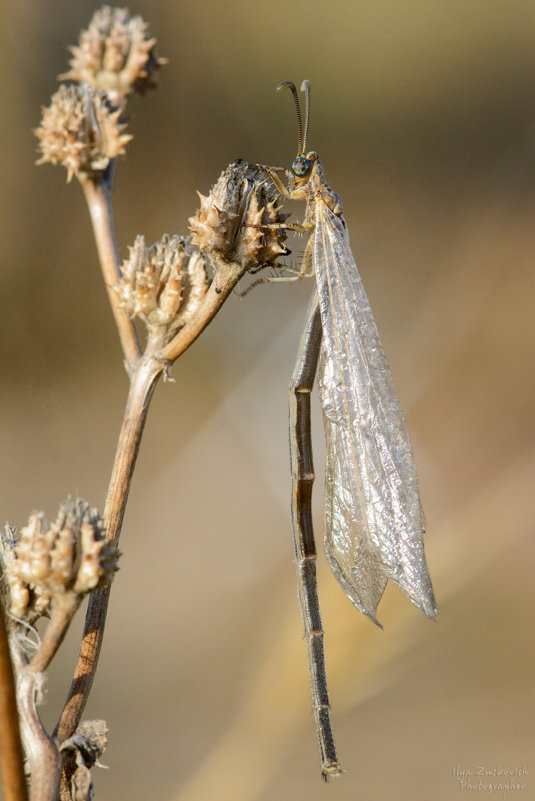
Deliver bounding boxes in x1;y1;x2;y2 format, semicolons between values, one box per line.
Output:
314;202;437;623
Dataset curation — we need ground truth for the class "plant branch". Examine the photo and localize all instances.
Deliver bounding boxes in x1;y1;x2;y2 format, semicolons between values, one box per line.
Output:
54;354;161;743
55;253;249;742
12;648;60;801
28;597;80;677
160;256;248;362
0;599;28;801
79;170;141;369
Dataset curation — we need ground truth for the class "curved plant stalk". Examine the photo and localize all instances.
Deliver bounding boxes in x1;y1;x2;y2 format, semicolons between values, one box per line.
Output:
14;649;61;801
79;171;141;370
55;351;161;741
0;600;28;801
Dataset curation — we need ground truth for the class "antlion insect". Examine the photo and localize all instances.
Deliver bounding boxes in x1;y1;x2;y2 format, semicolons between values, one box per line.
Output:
257;81;437;778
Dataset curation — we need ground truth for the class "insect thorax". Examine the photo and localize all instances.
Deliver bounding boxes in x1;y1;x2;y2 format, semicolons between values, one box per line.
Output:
304;156;344;219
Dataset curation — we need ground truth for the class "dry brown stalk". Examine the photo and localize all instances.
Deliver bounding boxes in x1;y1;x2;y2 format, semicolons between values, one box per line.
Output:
79;173;141;369
0;601;28;801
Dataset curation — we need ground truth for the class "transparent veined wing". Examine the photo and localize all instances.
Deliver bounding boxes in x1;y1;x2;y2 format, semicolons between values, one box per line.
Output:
315;202;437;622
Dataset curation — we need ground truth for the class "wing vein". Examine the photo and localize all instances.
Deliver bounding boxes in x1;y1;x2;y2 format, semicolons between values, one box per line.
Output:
314;202;436;619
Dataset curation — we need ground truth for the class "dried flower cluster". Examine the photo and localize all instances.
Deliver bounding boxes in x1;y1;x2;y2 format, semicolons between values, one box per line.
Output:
2;499;118;622
35;7;166;182
60;5;166;100
117;235;209;336
35;84;131;181
189;160;290;270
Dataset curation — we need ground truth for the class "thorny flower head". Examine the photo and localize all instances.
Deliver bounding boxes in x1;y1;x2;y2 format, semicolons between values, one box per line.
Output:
1;499;119;623
35;84;131;181
117;235;209;337
189;160;290;270
60;6;167;101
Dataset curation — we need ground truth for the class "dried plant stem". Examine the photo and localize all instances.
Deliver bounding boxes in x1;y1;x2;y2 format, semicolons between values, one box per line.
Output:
161;256;247;362
79;171;141;369
56;255;251;742
103;355;163;545
28;597;80;676
12;647;60;801
55;355;161;742
0;601;28;801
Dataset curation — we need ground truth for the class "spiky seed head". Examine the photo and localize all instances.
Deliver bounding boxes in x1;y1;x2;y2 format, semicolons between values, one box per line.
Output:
60;6;167;101
189;160;289;269
35;84;131;181
117;235;209;336
1;499;119;622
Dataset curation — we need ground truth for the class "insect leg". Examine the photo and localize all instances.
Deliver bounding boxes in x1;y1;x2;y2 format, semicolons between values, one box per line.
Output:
266;233;313;281
256;166;294;198
289;292;342;779
248;220;312;234
235;232;314;296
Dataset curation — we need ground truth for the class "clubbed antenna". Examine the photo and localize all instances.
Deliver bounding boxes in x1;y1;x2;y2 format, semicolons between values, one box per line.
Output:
276;80;304;155
300;80;311;154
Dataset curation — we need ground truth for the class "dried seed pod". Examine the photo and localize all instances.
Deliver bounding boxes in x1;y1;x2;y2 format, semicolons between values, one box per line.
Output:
236;192;290;266
60;720;108;801
188;160;290;270
2;525;31;619
1;514;53;619
74;515;118;595
1;499;118;622
60;6;167;101
117;235;209;335
35;84;131;181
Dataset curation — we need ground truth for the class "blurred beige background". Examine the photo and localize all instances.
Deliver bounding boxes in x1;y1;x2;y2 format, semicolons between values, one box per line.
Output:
1;1;534;799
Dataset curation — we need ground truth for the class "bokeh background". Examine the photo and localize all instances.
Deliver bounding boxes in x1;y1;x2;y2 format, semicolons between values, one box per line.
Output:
1;1;534;799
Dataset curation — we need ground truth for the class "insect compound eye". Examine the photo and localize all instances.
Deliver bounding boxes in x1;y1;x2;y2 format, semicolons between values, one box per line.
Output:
292;156;312;178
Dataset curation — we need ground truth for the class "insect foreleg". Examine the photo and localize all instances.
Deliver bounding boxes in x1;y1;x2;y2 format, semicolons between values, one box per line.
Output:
257;164;310;203
255;165;293;197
